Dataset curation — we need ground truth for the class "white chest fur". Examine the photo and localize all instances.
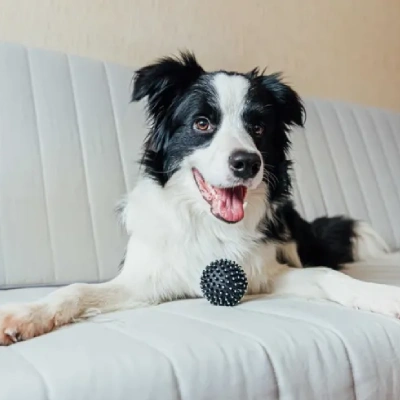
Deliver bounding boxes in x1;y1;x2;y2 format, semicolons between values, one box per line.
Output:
118;177;279;302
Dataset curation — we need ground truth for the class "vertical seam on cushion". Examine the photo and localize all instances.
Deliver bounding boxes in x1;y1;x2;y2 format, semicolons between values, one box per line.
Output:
293;179;306;217
385;114;400;245
237;307;358;400
10;348;51;400
386;116;400;249
103;63;128;193
351;109;396;240
155;308;282;399
26;48;57;283
387;116;400;156
0;50;8;284
0;133;7;284
382;115;400;202
332;104;371;222
369;112;400;201
368;112;400;241
0;198;6;285
98;324;182;400
301;101;329;213
313;102;349;214
66;55;101;281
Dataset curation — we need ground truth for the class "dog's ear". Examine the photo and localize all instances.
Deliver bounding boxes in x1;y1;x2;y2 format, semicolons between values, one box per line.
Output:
255;72;305;129
132;51;204;119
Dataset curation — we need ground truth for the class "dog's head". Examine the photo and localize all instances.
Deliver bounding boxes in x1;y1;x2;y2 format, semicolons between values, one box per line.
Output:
132;52;304;224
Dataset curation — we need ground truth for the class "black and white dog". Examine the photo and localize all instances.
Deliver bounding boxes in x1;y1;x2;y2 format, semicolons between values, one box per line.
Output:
0;52;397;345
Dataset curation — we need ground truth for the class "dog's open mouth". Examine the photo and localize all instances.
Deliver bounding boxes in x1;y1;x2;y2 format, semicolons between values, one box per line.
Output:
193;169;247;223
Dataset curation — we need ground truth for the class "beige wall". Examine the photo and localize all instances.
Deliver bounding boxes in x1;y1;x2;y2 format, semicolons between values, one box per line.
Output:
1;0;400;111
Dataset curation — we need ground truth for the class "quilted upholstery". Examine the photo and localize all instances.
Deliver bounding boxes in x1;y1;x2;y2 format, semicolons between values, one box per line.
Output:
0;42;145;287
0;41;400;289
291;100;400;250
1;285;400;400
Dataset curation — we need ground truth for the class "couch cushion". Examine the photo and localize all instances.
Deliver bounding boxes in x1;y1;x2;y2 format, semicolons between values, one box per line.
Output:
344;252;400;286
1;288;400;400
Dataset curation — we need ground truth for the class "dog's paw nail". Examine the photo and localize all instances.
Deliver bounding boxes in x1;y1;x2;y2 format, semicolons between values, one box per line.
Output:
4;328;21;343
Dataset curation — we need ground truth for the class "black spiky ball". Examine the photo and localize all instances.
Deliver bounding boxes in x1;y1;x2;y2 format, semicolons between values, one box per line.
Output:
200;259;248;306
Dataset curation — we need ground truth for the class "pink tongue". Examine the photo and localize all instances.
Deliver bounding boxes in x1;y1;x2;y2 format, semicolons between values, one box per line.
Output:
211;187;245;223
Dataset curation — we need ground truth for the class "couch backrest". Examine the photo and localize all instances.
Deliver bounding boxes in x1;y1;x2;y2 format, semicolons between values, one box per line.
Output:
291;98;400;251
0;42;399;288
0;42;143;287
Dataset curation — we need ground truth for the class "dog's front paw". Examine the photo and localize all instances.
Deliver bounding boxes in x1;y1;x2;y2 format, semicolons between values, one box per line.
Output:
0;303;55;345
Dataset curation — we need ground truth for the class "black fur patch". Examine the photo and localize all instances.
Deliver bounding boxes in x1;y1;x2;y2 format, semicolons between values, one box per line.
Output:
262;201;356;269
132;52;209;185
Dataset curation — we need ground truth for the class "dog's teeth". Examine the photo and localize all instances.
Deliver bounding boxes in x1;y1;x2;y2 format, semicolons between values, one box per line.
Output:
243;202;248;209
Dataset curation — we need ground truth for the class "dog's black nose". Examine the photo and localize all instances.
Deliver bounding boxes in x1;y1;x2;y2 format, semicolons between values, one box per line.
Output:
229;150;261;180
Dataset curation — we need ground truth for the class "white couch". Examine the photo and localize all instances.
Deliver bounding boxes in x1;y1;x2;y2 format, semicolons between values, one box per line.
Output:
1;42;400;400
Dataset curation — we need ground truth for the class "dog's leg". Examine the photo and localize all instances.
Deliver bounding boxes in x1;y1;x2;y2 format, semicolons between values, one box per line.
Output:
0;281;142;345
271;266;400;318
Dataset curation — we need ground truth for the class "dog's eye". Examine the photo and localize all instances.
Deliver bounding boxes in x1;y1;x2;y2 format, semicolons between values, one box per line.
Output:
194;117;213;133
252;125;264;137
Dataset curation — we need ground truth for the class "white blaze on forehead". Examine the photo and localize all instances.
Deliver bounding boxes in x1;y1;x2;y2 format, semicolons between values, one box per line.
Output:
212;73;250;118
211;72;256;151
187;72;263;191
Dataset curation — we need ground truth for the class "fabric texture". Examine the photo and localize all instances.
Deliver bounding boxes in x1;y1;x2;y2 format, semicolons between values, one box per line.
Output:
1;277;400;400
291;99;400;251
0;42;145;287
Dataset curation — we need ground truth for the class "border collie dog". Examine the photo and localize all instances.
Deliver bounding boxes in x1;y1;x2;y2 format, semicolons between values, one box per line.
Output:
0;52;398;345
